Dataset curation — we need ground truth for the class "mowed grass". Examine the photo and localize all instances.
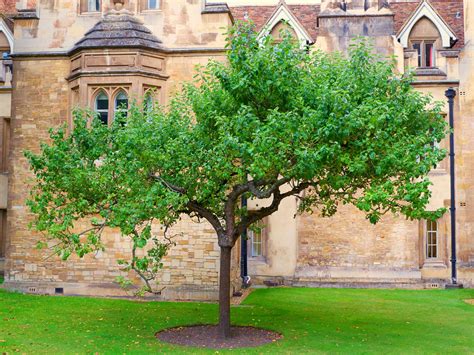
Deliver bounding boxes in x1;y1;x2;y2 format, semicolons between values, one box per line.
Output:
0;286;473;354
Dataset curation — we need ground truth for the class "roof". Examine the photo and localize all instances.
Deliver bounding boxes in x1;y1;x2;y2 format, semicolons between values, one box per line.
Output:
230;0;464;49
0;0;16;16
71;13;163;54
202;2;231;14
231;5;320;40
391;0;464;48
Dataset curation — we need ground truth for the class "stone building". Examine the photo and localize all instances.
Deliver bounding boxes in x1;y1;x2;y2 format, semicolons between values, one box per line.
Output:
0;0;472;300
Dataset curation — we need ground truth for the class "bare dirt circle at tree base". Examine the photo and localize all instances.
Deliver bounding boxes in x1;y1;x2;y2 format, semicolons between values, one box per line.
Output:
156;325;282;349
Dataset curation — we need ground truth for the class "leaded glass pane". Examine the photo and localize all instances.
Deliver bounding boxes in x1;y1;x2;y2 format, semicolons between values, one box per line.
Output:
426;220;438;259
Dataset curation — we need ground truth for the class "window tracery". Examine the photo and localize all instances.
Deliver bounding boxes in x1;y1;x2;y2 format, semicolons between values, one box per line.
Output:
409;18;441;68
94;91;109;125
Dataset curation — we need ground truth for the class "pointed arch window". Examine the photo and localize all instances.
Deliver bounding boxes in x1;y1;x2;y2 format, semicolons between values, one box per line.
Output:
114;90;129;120
270;21;298;44
95;91;109;125
257;3;313;46
412;40;434;67
409;17;441;68
397;1;457;49
144;91;154;113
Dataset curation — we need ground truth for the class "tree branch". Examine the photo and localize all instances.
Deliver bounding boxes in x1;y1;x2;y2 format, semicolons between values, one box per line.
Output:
234;181;310;240
248;177;291;199
150;174;187;194
150;174;226;241
187;200;225;238
223;176;290;241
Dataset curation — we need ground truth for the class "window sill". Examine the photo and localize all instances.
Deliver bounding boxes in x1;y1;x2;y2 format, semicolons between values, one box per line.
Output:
423;260;447;269
78;11;101;16
248;257;267;265
140;9;162;14
414;67;446;77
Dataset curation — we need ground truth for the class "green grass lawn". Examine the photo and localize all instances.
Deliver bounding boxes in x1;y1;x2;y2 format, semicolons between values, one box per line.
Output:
0;287;473;354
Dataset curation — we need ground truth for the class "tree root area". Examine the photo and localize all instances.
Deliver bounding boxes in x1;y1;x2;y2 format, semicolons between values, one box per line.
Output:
156;325;282;349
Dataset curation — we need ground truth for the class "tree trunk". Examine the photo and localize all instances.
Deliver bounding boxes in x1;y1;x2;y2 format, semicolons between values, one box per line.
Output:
218;245;232;338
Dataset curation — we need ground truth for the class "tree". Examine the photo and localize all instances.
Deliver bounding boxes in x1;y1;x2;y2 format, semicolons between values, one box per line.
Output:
26;24;447;339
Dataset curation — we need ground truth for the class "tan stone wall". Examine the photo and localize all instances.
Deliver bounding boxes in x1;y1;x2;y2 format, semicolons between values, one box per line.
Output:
295;206;421;280
247;188;298;280
0;93;11;118
12;0;231;54
457;0;474;285
154;216;219;287
4;56;227;300
4;0;473;295
248;1;473;288
164;51;226;100
6;57;71;284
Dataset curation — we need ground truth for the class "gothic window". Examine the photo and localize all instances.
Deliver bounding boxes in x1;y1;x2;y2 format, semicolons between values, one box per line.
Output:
426;220;438;259
144;92;154;113
409;18;441;68
270;21;298;43
412;40;435;68
94;91;109;125
257;3;313;46
114;90;129;123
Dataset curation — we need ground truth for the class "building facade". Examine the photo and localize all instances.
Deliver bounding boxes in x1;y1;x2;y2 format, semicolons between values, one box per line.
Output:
0;0;472;300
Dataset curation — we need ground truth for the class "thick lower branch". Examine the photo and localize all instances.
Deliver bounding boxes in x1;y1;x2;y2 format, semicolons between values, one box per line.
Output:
248;177;290;199
234;182;310;240
187;200;225;237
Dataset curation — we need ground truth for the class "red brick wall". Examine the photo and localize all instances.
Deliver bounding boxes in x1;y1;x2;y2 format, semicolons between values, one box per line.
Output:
231;5;320;40
0;0;16;14
231;1;464;49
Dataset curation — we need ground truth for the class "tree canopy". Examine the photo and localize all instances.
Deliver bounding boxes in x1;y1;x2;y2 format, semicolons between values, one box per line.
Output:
26;23;447;337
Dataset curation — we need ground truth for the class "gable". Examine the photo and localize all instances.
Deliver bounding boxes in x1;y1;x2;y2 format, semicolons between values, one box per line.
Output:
395;0;459;48
0;18;14;53
257;2;314;44
231;4;319;42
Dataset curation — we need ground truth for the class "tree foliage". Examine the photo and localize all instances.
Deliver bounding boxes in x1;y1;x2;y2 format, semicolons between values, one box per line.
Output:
26;22;447;334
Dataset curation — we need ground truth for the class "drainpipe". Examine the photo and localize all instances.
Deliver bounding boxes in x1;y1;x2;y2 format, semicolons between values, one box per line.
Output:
240;196;250;288
445;87;460;287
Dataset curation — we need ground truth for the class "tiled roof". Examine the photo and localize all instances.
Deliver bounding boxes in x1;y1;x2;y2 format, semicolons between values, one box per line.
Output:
230;1;464;49
0;0;16;15
202;2;231;14
0;0;17;32
391;0;464;48
231;5;320;40
71;14;163;53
